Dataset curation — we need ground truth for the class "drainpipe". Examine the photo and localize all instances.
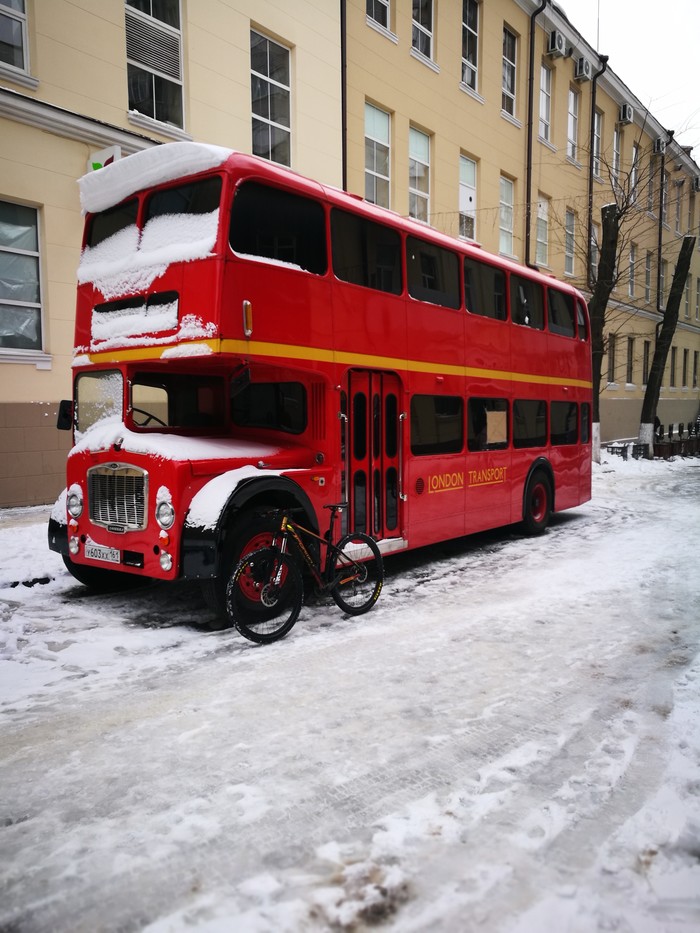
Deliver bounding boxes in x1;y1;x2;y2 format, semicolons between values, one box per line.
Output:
340;0;348;191
586;54;608;288
656;130;674;311
525;0;548;269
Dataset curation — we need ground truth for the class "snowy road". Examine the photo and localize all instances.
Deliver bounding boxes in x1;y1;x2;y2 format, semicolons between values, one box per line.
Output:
1;458;700;932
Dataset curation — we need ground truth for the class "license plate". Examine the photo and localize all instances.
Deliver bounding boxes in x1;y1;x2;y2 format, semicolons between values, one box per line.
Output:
85;543;121;564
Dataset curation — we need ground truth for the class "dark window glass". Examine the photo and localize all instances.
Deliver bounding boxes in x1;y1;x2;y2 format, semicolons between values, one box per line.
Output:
353;392;367;460
385;467;398;530
127;64;182;127
87;199;139;248
231;381;306;434
385;393;398;458
513;399;547;448
406;236;460;309
510;274;544;329
468;397;509;451
577;300;589;341
230;182;327;275
146;177;222;220
410;394;463;455
580;402;591;443
331;209;401;294
548;288;576;337
464;256;507;320
131;372;226;431
550;401;578;445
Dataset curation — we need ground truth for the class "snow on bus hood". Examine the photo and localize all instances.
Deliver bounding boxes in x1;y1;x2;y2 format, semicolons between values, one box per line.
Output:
71;419;283;464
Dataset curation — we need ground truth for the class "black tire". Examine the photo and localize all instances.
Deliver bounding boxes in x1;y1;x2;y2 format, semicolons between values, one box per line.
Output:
225;547;303;644
523;470;552;535
62;554;149;592
330;533;384;616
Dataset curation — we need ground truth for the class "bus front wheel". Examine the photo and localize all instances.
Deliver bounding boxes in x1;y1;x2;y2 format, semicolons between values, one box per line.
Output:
523;471;552;535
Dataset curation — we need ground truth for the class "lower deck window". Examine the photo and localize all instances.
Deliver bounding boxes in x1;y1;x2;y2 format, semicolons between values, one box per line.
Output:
231;381;306;434
550;401;578;445
410;394;463;455
513;399;546;448
468;397;508;451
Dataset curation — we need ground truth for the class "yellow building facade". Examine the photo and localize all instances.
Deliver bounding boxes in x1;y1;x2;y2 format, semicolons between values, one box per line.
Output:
1;0;699;506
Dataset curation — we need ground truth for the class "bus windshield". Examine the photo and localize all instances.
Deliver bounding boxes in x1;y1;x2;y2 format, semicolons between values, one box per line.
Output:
130;371;227;431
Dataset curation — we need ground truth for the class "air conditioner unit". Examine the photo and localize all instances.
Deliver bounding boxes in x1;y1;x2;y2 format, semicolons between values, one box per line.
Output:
693;176;700;193
653;137;666;155
574;57;591;81
618;103;634;125
547;30;565;57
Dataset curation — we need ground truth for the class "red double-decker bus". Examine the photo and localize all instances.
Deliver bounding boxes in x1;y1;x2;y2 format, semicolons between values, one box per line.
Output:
49;142;592;622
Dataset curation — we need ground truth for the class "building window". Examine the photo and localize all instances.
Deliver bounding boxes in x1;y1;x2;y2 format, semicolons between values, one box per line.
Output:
661;171;669;224
459;155;477;239
676;182;683;234
607;333;616;384
0;0;28;71
502;27;517;117
499;176;514;255
412;0;433;59
669;346;677;388
645;251;652;303
628;243;636;297
125;0;183;128
612;127;621;185
590;223;600;283
642;340;651;385
365;103;390;208
539;64;551;142
366;0;389;30
630;143;640;203
592;110;602;177
462;0;479;91
696;277;700;321
682;348;689;387
647;157;655;213
566;88;579;161
251;30;291;167
660;259;667;309
684;277;691;318
565;209;575;275
693;350;699;389
535;196;548;266
408;127;430;223
626;337;635;384
0;200;42;351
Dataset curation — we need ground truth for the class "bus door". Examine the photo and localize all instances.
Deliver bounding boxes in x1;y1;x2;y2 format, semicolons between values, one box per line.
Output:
346;371;403;541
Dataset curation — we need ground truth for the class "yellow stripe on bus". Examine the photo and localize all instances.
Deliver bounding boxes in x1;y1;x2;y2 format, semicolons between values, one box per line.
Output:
80;337;593;390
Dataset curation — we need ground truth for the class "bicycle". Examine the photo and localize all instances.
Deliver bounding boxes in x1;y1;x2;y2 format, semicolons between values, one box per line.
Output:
225;504;384;644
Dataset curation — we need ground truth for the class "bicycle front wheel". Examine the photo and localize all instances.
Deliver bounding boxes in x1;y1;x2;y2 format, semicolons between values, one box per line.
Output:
225;547;303;644
330;533;384;616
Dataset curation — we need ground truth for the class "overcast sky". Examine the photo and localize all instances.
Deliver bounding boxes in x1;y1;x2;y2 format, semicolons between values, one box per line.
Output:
558;0;700;157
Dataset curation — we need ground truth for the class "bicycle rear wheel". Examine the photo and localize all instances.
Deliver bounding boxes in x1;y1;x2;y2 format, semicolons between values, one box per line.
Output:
330;533;384;616
226;547;303;644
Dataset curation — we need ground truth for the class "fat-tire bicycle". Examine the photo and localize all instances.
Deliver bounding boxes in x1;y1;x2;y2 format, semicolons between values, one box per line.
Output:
225;504;384;644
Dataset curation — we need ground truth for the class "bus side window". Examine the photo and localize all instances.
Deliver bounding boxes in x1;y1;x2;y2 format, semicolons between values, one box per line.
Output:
465;257;507;320
468;397;508;450
510;275;544;329
229;181;327;275
330;209;402;294
548;288;576;337
576;300;589;341
513;399;547;447
406;237;461;309
410;395;464;455
550;401;578;444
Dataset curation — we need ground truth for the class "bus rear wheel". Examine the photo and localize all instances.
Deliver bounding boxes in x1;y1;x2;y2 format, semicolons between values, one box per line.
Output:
523;471;552;535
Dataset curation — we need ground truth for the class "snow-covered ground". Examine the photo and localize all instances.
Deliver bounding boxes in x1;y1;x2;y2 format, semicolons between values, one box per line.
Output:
1;456;699;933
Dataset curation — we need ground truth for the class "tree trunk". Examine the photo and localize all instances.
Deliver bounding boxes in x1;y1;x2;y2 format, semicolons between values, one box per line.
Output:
639;235;696;456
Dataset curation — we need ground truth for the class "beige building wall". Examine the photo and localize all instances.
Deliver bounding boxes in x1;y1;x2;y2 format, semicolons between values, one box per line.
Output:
0;0;342;507
346;0;700;443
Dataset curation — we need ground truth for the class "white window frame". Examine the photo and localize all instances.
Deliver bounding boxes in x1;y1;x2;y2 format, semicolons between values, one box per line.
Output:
612;127;621;185
462;0;479;91
365;103;391;208
499;176;514;256
647;157;655;213
567;88;579;161
592;110;602;177
125;0;184;131
591;223;600;283
539;64;552;142
628;243;636;297
607;333;617;384
660;258;667;309
250;30;292;167
535;196;549;266
0;0;36;86
684;278;690;319
630;142;640;204
366;0;390;31
626;337;635;385
642;340;651;385
459;155;477;240
501;27;517;117
412;0;433;60
0;199;47;363
696;277;700;322
675;182;682;234
645;250;652;303
661;171;669;225
408;127;430;223
565;209;575;275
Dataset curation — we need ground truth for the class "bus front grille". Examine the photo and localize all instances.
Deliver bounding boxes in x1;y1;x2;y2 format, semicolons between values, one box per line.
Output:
88;465;147;530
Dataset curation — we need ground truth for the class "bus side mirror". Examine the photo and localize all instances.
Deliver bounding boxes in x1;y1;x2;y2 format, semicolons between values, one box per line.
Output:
57;399;73;431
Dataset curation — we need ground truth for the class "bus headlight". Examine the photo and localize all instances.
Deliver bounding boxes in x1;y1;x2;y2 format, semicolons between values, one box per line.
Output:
159;551;173;572
67;488;83;518
155;500;175;530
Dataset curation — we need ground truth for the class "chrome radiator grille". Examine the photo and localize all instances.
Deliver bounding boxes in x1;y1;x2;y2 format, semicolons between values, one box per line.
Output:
88;465;147;530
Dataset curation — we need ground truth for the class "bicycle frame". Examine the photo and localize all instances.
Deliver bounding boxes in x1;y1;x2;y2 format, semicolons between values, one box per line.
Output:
273;509;352;593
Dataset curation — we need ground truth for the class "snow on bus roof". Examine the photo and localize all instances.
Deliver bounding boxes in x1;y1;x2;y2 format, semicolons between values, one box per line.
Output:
78;142;234;215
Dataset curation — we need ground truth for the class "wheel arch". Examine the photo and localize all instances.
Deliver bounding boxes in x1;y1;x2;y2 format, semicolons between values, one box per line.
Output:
521;456;555;521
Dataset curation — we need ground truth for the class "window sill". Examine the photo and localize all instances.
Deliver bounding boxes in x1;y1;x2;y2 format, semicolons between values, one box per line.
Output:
539;136;557;153
459;82;484;105
0;61;39;90
410;47;440;74
366;16;398;44
500;110;522;130
0;349;52;370
566;155;582;169
127;111;192;141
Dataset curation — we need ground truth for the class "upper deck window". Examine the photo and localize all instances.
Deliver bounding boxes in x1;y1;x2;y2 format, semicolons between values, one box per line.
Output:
547;288;576;337
406;236;460;309
87;199;139;249
331;209;401;294
145;176;222;220
229;181;327;275
464;256;506;320
510;273;544;329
